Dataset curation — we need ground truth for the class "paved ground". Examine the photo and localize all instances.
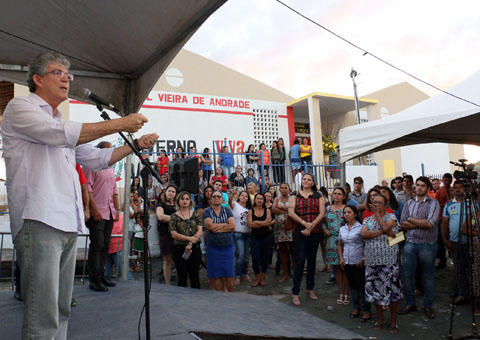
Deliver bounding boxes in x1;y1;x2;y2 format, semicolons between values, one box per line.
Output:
1;255;477;340
138;256;476;340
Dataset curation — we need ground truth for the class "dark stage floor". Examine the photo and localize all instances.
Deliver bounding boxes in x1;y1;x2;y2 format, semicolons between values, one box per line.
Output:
1;280;365;339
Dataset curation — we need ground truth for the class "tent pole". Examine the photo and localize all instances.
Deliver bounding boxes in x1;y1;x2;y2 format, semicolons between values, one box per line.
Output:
340;162;346;188
338;148;346;187
350;68;364;165
121;79;137;281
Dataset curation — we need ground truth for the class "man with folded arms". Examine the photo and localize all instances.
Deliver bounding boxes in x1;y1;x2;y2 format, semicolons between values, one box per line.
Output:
399;176;440;319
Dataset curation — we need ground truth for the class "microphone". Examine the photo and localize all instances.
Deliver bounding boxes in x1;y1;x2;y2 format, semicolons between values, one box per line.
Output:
83;88;121;114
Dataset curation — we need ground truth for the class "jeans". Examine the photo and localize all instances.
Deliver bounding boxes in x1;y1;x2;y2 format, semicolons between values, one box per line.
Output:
203;169;212;183
233;232;250;277
15;220;77;340
172;244;202;288
272;159;285;183
301;156;312;165
86;217;114;282
345;264;371;313
292;230;321;295
290;158;300;170
250;232;274;274
402;241;438;307
105;250;134;281
223;166;234;178
436;220;447;264
451;242;469;297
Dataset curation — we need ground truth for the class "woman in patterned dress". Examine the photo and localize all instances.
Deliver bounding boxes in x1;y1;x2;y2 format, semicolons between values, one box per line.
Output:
361;193;402;334
273;183;294;282
324;187;349;305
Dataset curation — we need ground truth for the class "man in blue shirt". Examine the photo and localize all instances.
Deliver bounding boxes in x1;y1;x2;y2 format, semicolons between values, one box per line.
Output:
289;139;301;179
441;181;470;305
349;176;367;219
345;183;358;208
214;180;229;208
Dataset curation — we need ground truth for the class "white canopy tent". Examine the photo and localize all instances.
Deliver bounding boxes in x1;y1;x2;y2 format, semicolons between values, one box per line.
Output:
339;71;480;163
0;0;227;278
0;0;226;113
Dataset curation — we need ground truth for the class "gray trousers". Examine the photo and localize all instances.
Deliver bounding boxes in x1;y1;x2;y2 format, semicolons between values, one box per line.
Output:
15;219;78;340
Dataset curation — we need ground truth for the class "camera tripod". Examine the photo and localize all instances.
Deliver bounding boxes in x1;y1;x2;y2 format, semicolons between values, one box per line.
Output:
448;182;480;340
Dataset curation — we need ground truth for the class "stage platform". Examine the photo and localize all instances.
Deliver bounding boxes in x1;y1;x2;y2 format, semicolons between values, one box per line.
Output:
1;281;365;339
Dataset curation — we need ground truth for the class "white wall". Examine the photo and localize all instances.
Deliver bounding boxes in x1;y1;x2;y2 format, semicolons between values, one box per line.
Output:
400;143;451;178
346;165;379;190
70;90;290;155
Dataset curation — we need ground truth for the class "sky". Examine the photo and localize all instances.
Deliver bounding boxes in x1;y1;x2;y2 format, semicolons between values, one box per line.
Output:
184;0;480;161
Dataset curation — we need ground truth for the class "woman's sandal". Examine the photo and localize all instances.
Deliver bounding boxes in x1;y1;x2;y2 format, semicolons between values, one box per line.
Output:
360;313;372;323
306;290;318;300
342;295;350;305
292;295;301;306
337;294;344;305
350;310;360;318
374;322;385;331
279;276;289;283
389;324;399;334
242;275;251;282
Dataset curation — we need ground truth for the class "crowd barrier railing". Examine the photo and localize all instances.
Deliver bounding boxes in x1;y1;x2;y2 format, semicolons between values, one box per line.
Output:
0;150;343;286
134;150;342;193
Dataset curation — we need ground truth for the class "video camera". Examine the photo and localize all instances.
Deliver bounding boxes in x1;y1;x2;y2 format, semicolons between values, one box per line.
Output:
450;159;478;182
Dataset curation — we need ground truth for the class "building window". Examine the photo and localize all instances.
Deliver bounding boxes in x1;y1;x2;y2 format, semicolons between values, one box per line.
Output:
252;107;279;148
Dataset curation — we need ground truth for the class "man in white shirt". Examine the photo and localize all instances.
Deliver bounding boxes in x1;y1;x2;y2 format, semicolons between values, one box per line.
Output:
2;52;158;340
295;169;305;191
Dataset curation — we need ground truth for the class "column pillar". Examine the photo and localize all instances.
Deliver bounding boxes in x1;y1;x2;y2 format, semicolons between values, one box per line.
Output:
307;96;323;163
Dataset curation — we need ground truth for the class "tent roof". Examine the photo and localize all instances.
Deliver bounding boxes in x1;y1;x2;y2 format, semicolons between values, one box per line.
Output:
0;0;226;113
339;71;480;163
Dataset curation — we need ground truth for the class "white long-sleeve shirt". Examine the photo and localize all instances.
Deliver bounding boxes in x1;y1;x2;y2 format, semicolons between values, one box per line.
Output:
1;93;114;240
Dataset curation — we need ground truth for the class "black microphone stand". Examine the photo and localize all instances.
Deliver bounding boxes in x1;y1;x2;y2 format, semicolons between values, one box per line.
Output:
94;104;159;340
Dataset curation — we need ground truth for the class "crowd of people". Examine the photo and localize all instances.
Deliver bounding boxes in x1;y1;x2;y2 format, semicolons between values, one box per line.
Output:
129;169;480;336
5;51;479;339
153;136;318;190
